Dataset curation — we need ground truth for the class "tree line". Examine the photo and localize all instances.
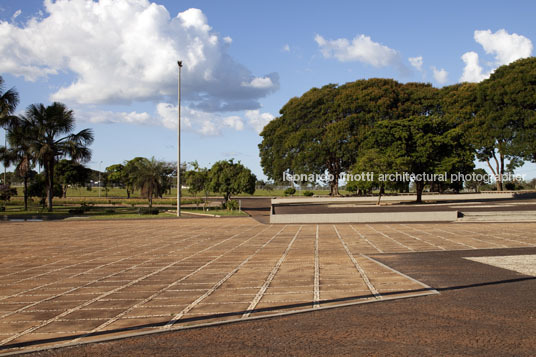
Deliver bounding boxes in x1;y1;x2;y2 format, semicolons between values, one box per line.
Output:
1;75;256;211
259;57;536;202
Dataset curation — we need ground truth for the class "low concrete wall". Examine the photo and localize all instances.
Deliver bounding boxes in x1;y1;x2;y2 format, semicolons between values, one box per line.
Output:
270;211;459;224
272;193;515;205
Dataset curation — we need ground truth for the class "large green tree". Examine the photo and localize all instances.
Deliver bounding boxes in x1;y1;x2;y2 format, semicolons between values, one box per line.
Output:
105;164;126;189
355;82;474;203
123;157;147;198
467;57;536;190
377;117;472;202
55;159;91;197
22;103;94;211
208;159;256;203
185;161;210;210
259;79;407;196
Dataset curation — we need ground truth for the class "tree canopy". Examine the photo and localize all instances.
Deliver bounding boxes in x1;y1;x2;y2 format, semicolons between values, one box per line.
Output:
466;57;536;190
259;78;476;199
208;159;256;203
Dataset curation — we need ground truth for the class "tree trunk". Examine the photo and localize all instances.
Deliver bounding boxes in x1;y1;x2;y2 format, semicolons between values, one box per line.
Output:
127;189;131;199
415;181;424;203
46;160;54;212
329;171;340;196
377;184;384;205
329;180;339;196
485;158;502;191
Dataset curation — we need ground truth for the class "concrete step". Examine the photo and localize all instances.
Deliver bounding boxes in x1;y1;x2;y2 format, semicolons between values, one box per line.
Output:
459;210;536;222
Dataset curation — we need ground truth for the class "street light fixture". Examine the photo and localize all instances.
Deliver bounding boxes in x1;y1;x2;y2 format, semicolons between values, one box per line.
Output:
177;60;182;217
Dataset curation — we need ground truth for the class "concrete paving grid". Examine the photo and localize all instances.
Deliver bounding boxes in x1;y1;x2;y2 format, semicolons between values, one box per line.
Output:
0;218;535;354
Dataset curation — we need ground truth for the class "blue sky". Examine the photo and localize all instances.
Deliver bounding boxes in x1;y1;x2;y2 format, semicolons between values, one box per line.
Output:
1;0;536;180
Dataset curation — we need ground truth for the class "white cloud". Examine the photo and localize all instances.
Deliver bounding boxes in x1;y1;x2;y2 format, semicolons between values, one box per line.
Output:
199;120;219;136
77;110;154;126
11;9;21;22
460;29;533;83
156;103;192;130
315;34;399;67
432;66;448;84
223;116;244;131
241;76;274;89
282;44;290;52
78;104;273;136
0;0;278;111
245;110;274;133
460;51;487;82
474;29;533;65
409;56;423;71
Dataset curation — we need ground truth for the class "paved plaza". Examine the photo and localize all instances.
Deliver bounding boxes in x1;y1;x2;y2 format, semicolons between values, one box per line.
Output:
0;218;535;354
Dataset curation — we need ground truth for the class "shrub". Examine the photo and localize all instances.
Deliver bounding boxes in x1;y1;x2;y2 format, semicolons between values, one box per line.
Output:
80;202;93;212
303;190;314;197
68;208;85;215
138;207;159;215
0;185;18;201
225;199;239;210
504;182;516;190
284;187;296;196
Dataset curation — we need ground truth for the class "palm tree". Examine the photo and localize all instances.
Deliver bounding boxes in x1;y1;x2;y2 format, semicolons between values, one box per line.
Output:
0;76;19;120
0;76;20;185
134;157;166;207
24;102;94;211
0;120;35;210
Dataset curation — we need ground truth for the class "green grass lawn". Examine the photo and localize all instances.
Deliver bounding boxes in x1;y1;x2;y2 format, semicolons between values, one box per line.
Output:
0;202;247;220
181;207;248;217
14;186;349;199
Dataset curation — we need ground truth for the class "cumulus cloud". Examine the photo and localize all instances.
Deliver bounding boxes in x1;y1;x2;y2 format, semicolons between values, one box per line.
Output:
409;56;423;71
474;29;533;65
460;51;487;82
460;29;533;83
245;110;274;133
241;76;275;89
315;34;399;67
76;110;155;126
0;0;278;111
432;66;448;84
80;103;272;136
223;116;244;131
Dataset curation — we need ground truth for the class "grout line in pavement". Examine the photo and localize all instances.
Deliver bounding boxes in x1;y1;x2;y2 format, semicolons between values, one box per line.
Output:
243;226;303;317
314;225;320;308
164;225;288;328
333;225;381;299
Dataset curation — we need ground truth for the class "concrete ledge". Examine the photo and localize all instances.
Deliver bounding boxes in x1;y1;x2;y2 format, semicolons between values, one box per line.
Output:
272;193;516;205
459;210;536;222
270;211;459;224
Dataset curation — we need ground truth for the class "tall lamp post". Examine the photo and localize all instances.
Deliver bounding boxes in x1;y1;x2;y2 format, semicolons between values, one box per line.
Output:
177;60;183;217
98;161;103;198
